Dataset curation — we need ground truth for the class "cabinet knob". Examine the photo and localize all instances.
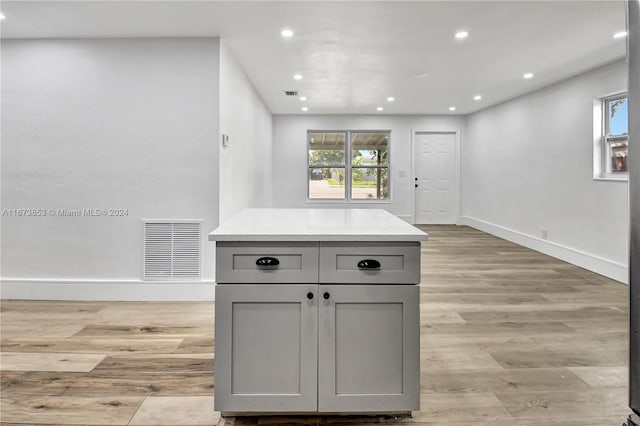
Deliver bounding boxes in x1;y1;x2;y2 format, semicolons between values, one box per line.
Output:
307;292;314;300
323;292;330;300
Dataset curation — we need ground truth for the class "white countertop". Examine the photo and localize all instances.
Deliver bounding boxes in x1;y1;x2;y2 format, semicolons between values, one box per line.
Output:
208;208;428;242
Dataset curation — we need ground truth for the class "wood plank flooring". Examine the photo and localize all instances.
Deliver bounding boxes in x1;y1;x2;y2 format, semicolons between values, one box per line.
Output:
0;225;630;425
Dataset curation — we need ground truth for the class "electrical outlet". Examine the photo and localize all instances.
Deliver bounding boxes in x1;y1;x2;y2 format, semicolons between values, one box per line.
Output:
541;228;548;240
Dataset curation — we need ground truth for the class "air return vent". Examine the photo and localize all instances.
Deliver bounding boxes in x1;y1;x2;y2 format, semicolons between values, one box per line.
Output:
284;90;299;96
143;220;201;280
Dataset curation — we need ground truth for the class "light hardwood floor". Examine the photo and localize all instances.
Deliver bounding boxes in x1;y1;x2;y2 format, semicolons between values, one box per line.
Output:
0;225;630;425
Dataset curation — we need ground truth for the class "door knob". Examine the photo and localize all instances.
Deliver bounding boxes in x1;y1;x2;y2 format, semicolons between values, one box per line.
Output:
323;292;330;300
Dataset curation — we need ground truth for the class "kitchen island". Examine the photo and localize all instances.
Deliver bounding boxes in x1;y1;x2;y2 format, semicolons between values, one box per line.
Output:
209;208;428;416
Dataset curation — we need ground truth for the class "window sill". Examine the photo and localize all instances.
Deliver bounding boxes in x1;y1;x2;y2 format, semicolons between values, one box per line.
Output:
350;199;392;204
593;175;628;182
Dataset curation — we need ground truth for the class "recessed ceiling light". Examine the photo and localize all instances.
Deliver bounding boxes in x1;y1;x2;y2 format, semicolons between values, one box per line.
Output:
613;31;628;39
0;12;5;20
454;30;469;39
387;97;395;102
413;72;428;79
302;107;308;112
299;96;307;101
523;72;534;79
281;29;294;38
473;95;482;101
294;74;303;80
377;107;384;111
449;106;456;111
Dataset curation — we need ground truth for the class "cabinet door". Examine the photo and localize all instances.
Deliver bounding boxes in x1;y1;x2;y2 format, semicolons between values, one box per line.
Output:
318;285;419;413
215;285;318;413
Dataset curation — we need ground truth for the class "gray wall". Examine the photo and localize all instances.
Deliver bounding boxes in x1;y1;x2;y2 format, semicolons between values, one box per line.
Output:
272;114;466;222
463;60;629;282
1;38;220;298
1;37;630;299
219;41;273;223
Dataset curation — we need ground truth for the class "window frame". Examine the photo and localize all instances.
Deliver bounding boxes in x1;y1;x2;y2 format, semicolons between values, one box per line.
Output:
307;130;348;201
306;130;391;202
598;92;629;180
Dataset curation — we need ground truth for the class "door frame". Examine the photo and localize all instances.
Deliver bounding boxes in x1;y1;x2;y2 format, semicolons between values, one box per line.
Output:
410;130;461;225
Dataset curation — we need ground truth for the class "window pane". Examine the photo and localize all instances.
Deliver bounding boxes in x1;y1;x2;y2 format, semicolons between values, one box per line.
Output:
610;142;628;172
351;167;389;200
308;132;346;166
309;167;346;199
607;97;628;135
351;132;389;165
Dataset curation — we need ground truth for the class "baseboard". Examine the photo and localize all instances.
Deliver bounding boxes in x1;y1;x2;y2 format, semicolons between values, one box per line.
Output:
460;216;629;284
0;279;216;301
396;215;413;224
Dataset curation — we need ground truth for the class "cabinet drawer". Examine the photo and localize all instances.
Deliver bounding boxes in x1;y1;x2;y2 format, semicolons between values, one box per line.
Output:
319;242;420;284
216;242;319;283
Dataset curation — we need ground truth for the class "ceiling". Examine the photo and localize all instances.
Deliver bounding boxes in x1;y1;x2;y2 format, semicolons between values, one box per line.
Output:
0;1;628;115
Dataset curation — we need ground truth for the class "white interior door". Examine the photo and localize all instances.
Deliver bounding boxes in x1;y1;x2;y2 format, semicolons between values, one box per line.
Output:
414;132;458;224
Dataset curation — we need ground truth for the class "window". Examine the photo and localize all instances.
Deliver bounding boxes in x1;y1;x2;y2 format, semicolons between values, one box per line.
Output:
602;93;629;175
308;131;390;201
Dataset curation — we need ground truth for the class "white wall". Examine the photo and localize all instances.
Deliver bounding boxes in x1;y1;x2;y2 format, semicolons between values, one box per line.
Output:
218;42;273;223
272;115;466;221
1;38;220;299
462;60;629;283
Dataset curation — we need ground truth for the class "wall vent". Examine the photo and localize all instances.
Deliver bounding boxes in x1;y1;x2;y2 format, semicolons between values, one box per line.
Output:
143;220;202;280
284;90;299;96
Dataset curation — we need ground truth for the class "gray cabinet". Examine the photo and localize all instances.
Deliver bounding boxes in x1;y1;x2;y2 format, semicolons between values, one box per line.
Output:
214;284;318;412
216;242;319;284
318;285;420;413
319;242;420;284
214;241;421;415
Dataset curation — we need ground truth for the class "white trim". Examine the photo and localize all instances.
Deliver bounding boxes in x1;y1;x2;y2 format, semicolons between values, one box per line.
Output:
410;128;416;223
593;91;629;180
0;279;216;301
411;130;461;225
593;176;628;182
460;216;628;284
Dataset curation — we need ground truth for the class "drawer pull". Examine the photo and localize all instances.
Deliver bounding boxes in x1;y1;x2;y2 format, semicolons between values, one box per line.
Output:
255;256;280;267
357;259;381;269
307;292;314;300
323;292;330;300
